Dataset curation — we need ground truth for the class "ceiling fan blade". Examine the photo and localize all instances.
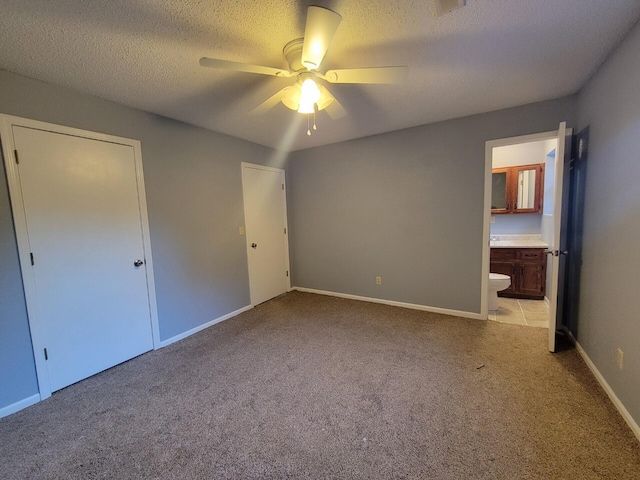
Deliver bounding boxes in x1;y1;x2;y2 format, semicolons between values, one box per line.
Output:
301;6;342;70
321;66;408;84
250;86;292;114
199;57;293;77
317;85;346;119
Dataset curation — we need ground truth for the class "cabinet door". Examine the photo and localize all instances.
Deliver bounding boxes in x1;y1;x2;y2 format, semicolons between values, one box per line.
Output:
491;167;511;213
518;249;546;297
519;263;544;296
512;164;544;214
490;261;517;295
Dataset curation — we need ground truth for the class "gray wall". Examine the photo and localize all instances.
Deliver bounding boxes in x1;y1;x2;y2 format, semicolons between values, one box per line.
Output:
576;19;640;424
0;69;280;410
0;153;38;407
287;97;576;313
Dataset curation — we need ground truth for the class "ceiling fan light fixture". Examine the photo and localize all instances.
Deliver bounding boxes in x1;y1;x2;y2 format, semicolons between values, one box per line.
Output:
201;4;407;126
315;93;334;112
298;102;316;114
297;78;321;113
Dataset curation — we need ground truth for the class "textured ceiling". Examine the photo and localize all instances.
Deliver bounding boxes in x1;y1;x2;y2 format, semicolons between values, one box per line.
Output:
1;1;639;151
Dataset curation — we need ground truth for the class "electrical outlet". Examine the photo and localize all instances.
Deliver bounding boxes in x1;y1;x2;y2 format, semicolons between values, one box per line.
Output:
617;348;624;370
239;226;245;235
375;276;382;285
490;216;496;224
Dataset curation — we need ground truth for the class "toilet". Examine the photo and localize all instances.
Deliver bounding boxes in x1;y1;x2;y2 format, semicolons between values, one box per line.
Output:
489;273;511;311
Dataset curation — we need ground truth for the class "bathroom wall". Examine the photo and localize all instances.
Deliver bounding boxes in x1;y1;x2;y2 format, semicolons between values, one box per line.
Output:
543;149;557;215
492;139;556;168
491;138;557;235
491;215;542;235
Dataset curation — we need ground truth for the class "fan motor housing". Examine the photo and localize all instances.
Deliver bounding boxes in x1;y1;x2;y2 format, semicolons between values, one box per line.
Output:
283;38;306;72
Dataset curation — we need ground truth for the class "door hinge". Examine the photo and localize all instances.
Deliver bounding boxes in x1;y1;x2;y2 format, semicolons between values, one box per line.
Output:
284;227;287;234
44;348;48;360
286;270;289;277
30;252;34;265
282;183;284;190
14;149;19;164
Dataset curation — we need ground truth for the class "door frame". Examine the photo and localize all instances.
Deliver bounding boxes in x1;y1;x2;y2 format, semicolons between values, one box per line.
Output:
0;114;160;400
241;162;291;306
483;128;570;320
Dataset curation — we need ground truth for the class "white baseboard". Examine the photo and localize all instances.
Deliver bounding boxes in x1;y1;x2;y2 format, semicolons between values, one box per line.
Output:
575;342;640;442
157;304;253;348
292;287;482;320
0;393;40;419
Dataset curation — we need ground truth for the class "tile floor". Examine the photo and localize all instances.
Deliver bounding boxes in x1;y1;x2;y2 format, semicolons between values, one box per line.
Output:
488;297;549;328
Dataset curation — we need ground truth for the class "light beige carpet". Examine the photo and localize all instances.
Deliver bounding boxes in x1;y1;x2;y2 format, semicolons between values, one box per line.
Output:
1;291;639;479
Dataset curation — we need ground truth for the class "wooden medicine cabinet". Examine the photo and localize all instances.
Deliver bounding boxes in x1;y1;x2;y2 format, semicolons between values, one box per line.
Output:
491;163;544;214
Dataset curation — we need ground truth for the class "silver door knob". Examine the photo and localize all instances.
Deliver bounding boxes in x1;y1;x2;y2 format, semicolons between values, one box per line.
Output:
251;243;257;249
544;250;569;257
134;259;144;267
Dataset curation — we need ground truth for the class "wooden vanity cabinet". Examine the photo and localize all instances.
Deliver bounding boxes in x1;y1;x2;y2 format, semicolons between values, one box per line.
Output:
491;163;545;214
490;248;546;299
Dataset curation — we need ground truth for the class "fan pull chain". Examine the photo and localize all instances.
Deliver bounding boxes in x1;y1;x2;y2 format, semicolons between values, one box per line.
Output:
306;105;319;136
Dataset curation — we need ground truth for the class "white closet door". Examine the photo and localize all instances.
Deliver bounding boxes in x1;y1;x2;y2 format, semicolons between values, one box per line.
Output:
13;125;153;392
242;164;290;306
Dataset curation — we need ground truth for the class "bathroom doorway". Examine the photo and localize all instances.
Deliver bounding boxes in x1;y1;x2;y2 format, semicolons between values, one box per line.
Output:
483;124;571;351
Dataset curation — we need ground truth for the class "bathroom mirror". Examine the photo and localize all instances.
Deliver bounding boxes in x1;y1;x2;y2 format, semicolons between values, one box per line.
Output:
515;167;536;210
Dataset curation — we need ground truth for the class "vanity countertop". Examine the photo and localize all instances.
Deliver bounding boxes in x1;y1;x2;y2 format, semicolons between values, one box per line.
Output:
490;235;548;248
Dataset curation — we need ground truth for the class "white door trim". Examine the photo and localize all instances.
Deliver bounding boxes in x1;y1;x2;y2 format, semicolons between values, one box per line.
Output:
241;162;291;306
0;114;160;400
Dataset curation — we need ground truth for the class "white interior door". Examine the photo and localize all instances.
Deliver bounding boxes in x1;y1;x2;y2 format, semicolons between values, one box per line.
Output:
242;163;290;306
12;125;154;392
548;122;567;352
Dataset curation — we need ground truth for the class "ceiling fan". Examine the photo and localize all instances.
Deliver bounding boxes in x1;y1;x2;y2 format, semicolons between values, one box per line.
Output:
199;6;407;133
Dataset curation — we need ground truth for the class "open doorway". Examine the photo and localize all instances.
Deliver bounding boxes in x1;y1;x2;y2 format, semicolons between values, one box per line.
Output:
489;135;557;327
483;123;573;352
483;126;570;328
